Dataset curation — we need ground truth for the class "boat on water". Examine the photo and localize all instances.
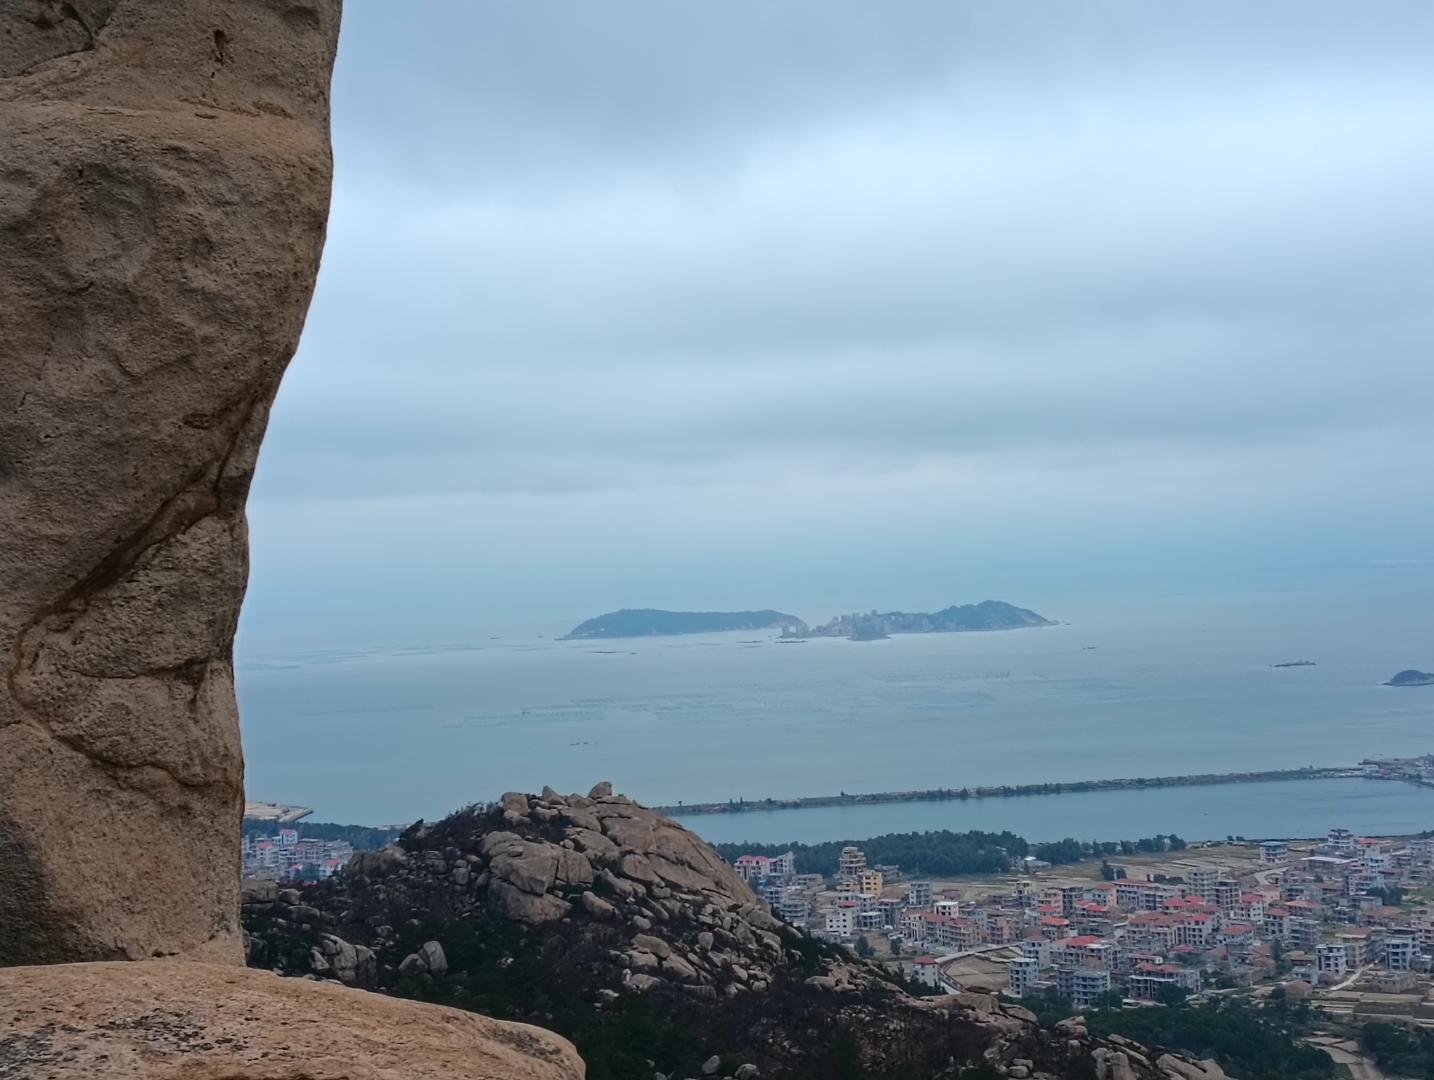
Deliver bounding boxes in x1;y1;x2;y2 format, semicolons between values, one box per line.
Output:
1272;660;1316;668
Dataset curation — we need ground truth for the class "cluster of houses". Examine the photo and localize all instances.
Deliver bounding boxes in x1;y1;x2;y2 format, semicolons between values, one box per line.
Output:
241;829;353;881
730;828;1434;1007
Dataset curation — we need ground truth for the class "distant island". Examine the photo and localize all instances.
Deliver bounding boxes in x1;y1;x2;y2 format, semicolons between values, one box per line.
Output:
792;600;1054;640
563;608;803;639
1272;660;1316;668
1387;669;1434;687
564;600;1054;641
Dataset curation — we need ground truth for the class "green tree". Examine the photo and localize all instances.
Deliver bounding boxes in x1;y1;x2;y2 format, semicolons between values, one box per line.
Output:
1156;984;1190;1007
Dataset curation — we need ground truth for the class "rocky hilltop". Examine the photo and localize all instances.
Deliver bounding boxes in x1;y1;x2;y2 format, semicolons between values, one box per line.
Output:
243;784;1232;1080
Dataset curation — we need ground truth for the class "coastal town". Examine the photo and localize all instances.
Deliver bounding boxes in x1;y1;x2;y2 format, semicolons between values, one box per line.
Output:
730;824;1434;1020
242;829;353;881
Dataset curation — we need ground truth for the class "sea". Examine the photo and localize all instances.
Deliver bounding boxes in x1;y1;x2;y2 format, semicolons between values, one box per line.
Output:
236;567;1434;847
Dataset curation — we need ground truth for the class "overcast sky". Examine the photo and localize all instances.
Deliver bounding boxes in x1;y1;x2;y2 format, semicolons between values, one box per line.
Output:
239;1;1434;650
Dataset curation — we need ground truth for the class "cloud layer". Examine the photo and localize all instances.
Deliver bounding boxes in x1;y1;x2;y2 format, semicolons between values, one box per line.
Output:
243;1;1434;645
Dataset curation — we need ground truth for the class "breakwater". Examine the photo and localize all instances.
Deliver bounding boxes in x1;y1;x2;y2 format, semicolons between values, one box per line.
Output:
653;765;1363;817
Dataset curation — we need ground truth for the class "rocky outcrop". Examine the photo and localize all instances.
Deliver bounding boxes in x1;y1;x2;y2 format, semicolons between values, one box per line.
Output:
244;784;820;1001
0;0;340;965
242;786;1237;1080
0;958;584;1080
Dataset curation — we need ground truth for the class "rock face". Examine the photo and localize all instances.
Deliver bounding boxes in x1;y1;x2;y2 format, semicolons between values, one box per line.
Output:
0;959;584;1080
0;0;340;965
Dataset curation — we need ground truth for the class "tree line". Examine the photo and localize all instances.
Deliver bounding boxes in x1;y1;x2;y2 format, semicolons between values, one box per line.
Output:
713;830;1188;878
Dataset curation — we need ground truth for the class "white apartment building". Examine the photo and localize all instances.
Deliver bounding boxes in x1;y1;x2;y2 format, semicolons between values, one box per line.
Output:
908;881;933;907
769;851;796;877
1058;967;1111;1008
1385;932;1418;972
1315;942;1348;981
1021;937;1051;967
1260;841;1289;865
1007;957;1041;997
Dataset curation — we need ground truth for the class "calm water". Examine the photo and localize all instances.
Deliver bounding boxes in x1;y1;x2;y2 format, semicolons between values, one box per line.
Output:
679;779;1434;846
237;571;1434;833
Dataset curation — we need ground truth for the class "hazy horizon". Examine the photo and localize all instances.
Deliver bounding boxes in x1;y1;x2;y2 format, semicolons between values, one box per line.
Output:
237;2;1433;657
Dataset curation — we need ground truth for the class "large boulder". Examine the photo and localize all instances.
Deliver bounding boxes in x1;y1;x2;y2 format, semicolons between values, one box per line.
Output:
0;0;339;964
0;959;584;1080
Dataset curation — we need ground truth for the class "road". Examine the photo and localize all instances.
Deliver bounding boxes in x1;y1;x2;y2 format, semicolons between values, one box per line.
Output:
1309;1037;1385;1080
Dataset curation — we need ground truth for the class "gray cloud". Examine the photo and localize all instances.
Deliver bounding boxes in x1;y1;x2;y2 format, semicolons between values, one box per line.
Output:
243;1;1434;641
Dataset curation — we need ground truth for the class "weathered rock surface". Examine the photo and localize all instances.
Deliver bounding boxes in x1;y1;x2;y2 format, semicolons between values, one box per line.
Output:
0;0;340;965
0;958;584;1080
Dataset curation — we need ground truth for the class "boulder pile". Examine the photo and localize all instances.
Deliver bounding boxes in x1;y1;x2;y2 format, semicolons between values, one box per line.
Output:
245;782;860;1002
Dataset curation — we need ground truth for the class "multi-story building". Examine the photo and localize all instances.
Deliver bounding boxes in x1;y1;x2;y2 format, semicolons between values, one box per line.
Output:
769;851;796;878
877;898;903;928
1057;967;1112;1008
838;847;867;880
1007;957;1041;996
907;881;933;908
1234;893;1267;923
1021;936;1051;968
985;911;1018;945
734;855;772;881
1187;867;1219;902
1125;912;1179;952
1410;907;1434;949
1214;880;1241;911
1339;928;1373;968
1289;918;1324;951
779;890;811;925
1040;916;1072;941
923;912;954;948
1174;913;1214;949
1055;936;1122;972
1315;941;1348;982
1260;841;1290;865
934;899;961;918
1326;829;1357;857
825;907;855;939
859;869;884;897
1216;923;1255;949
1385;930;1418;971
1264;906;1290;941
1073;902;1117;938
1128;963;1200;1001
